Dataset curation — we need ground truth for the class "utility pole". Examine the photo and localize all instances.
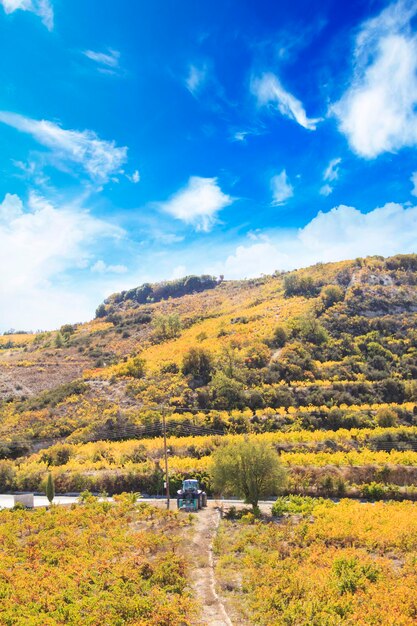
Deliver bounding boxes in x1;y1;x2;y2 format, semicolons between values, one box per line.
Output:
162;406;170;510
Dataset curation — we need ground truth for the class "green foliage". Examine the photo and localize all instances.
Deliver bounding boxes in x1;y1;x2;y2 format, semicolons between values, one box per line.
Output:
54;332;64;348
21;380;88;411
283;273;322;298
290;315;329;345
270;325;287;348
243;343;270;369
45;472;55;503
375;407;398;427
182;347;213;385
107;274;219;306
95;303;107;318
211;439;286;508
116;356;146;379
272;495;331;516
332;556;380;594
360;482;399;501
321;284;345;308
60;324;76;336
209;372;245;409
152;313;182;340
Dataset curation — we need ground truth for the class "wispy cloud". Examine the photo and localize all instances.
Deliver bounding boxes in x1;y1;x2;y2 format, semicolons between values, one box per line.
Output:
252;72;321;130
185;63;208;95
320;157;341;195
83;48;122;75
213;202;417;278
0;0;53;30
333;0;417;157
271;169;293;204
127;169;140;184
0;111;128;184
319;184;333;197
411;171;417;196
91;260;127;274
158;176;233;232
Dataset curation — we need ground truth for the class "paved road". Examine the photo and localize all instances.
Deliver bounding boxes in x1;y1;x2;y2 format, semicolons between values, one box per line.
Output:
0;494;276;510
0;494;81;509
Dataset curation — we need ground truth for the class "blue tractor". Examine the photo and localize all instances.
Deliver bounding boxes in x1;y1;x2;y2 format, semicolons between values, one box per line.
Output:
177;479;207;511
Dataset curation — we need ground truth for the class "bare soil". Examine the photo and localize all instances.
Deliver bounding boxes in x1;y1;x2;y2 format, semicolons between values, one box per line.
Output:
187;506;233;626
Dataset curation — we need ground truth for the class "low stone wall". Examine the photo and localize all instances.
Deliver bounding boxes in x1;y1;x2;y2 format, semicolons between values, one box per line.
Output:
14;493;34;508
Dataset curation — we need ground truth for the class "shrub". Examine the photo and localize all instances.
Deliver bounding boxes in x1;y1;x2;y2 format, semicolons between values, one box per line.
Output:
182;347;213;385
321;285;344;308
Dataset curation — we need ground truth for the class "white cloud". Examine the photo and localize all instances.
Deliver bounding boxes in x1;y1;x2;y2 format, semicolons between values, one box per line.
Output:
83;48;120;69
323;157;341;182
217;239;289;278
159;176;233;232
0;111;127;184
171;265;187;279
212;202;417;278
411;171;417;196
251;72;321;130
319;157;341;196
319;184;333;196
83;49;123;76
91;260;127;274
333;0;417;157
0;193;24;221
185;64;208;95
233;131;249;142
0;0;53;29
127;169;140;184
271;170;293;204
0;192;124;330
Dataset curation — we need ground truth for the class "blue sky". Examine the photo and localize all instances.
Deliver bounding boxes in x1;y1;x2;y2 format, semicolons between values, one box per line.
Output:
1;0;417;330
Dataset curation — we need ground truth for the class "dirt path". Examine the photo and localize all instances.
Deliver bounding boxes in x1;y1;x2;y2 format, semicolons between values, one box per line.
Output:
189;506;233;626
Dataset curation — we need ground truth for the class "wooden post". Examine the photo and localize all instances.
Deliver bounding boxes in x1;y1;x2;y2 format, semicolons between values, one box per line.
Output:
162;406;170;510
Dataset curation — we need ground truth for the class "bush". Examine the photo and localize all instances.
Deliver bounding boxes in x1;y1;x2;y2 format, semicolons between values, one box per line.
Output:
321;285;344;308
283;274;322;298
272;495;331;516
182;347;213;385
152;314;182;340
270;326;287;348
375;407;398;427
116;356;146;379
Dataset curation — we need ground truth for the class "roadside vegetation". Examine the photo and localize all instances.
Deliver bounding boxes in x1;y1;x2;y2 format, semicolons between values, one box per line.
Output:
0;496;195;625
215;498;417;625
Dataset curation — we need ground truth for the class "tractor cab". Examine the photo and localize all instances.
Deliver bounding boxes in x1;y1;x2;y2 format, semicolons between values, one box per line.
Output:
177;478;207;511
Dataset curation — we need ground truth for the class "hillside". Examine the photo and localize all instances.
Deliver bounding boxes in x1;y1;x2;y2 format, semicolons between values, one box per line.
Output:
0;253;417;498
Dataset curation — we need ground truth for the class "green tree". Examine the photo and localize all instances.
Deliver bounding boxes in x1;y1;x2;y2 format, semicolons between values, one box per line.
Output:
46;472;55;504
271;325;287;348
211;439;286;510
152;314;182;340
291;315;328;345
95;303;107;318
54;332;64;348
321;285;344;308
209;372;244;409
182;347;213;385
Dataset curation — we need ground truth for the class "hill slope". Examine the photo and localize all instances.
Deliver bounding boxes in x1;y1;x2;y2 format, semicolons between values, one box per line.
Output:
0;253;416;453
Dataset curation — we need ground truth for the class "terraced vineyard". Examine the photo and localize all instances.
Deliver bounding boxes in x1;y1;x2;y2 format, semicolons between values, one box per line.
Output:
1;255;417;502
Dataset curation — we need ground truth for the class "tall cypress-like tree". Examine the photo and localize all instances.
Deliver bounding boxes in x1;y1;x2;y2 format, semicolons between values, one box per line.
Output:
46;473;55;504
